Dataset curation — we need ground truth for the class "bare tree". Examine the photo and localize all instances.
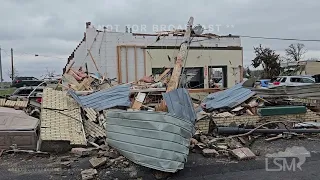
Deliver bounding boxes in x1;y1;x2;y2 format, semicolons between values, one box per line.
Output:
285;43;307;62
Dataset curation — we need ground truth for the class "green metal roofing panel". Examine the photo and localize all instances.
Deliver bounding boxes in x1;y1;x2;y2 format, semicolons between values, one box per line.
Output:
104;110;194;172
257;106;307;116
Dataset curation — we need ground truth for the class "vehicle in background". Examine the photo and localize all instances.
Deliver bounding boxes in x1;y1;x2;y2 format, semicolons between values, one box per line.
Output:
8;86;44;103
11;77;44;88
268;76;315;88
254;79;270;89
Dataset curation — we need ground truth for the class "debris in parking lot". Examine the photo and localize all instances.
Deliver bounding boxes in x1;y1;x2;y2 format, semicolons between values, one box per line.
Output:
81;168;98;180
202;148;219;157
231;148;256;160
89;157;107;168
71;148;92;157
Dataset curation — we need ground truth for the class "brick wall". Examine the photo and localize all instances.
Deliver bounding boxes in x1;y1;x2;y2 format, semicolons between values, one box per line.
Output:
195;110;320;133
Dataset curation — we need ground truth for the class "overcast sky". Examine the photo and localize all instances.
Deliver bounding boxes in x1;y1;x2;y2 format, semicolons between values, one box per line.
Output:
0;0;319;81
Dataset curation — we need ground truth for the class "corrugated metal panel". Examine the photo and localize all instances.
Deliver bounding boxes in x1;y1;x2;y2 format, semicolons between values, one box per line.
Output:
203;83;255;111
104;110;194;172
162;88;196;123
68;84;131;111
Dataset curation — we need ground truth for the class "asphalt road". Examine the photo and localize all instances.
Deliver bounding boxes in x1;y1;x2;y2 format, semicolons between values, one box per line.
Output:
1;138;320;180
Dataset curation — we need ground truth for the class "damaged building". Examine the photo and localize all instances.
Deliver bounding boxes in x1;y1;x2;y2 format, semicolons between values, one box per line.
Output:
64;22;243;88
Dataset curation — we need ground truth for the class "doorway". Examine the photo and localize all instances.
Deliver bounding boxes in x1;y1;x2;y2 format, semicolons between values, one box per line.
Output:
208;66;227;88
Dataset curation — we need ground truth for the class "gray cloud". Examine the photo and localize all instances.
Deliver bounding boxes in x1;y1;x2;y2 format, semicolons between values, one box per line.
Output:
0;0;319;80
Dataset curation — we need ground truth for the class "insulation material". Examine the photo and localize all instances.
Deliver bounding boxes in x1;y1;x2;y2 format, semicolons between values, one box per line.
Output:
105;110;194;172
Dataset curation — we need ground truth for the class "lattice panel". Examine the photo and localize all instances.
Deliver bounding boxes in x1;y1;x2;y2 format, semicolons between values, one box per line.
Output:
5;100;16;107
15;101;28;108
0;99;6;106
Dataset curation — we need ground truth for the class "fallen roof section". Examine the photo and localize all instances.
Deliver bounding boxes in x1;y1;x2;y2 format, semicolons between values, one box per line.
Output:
104;110;194;172
68;84;131;111
203;83;256;111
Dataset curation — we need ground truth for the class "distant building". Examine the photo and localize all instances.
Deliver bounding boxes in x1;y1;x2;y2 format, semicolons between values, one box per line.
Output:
281;60;320;76
64;22;243;88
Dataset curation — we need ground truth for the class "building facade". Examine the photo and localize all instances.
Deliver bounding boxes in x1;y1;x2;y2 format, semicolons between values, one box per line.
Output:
281;60;320;76
64;22;243;88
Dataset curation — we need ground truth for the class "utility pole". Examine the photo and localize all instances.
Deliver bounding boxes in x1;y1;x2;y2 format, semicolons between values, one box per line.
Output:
0;46;2;88
11;48;14;82
166;16;194;92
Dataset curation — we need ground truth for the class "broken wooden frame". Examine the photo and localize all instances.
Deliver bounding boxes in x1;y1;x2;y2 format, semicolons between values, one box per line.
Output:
117;45;147;83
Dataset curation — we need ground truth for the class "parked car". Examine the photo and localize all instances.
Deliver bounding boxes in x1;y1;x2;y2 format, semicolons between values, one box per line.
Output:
254;79;270;88
268;76;315;88
8;86;44;102
11;77;44;88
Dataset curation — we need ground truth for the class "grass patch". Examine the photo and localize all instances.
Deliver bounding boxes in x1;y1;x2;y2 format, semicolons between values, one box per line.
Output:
0;88;16;96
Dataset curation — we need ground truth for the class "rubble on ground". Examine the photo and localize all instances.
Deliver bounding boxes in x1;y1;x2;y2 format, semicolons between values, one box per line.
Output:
2;32;320;179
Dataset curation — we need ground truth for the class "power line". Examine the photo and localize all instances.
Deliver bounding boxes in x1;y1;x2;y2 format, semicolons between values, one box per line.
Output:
191;35;320;43
240;35;320;42
0;48;65;60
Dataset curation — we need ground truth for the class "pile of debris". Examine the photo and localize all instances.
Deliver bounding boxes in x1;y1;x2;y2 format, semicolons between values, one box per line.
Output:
193;82;320;160
0;18;203;179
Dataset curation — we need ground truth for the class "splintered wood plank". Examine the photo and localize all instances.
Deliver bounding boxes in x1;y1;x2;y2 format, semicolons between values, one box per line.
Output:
166;17;193;92
77;77;94;91
131;93;146;110
155;69;171;82
0;99;6;106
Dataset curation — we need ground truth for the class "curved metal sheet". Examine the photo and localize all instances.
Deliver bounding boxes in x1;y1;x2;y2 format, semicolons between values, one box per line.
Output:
104;110;194;172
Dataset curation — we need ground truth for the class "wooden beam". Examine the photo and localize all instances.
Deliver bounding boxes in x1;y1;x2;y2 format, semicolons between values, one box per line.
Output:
117;46;122;83
143;49;146;76
125;46;128;83
118;45;146;48
188;88;223;94
166;17;194;92
134;46;137;81
87;50;102;76
155;69;171;82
